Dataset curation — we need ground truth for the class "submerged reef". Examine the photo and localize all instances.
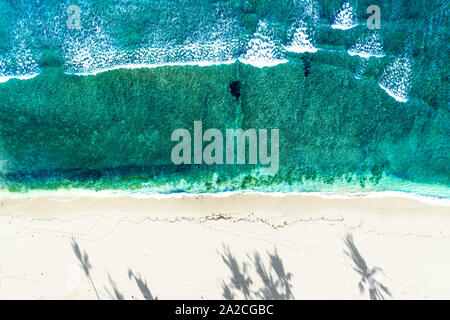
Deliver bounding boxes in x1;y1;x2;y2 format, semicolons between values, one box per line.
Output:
0;0;448;195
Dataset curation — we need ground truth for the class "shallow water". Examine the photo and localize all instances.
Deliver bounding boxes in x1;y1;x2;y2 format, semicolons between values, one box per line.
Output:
0;0;448;198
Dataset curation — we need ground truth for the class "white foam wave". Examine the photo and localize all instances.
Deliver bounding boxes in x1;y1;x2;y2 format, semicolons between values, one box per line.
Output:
378;83;409;103
238;57;289;68
284;21;318;53
1;189;448;206
0;73;40;83
348;32;385;58
0;19;41;84
331;2;358;30
348;51;385;59
239;21;288;68
63;22;243;74
61;3;245;74
63;18;123;74
378;55;412;102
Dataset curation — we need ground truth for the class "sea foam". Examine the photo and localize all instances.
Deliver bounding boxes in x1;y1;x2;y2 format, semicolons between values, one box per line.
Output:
331;2;358;30
284;21;318;54
239;21;288;68
348;32;385;58
378;54;412;102
0;20;40;84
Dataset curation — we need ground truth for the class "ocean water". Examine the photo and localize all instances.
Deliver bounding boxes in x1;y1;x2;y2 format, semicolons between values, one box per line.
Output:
0;0;448;198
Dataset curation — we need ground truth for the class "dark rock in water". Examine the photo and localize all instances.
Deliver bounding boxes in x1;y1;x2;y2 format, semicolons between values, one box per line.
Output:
301;56;312;77
229;81;242;101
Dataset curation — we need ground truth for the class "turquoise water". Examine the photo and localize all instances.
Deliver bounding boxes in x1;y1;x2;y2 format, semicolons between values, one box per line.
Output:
0;0;448;198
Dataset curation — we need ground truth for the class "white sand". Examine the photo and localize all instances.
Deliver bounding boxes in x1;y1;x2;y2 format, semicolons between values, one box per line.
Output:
0;192;449;300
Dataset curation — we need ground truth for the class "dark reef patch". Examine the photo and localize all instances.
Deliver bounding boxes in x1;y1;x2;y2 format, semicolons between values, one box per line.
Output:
301;56;312;77
229;81;242;101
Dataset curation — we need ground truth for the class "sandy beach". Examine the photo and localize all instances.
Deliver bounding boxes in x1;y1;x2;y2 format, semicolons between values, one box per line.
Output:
0;191;449;300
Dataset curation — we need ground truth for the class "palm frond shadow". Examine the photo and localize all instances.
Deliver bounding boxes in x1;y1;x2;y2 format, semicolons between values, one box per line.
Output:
221;248;252;299
220;246;294;300
71;238;100;299
70;239;157;300
128;269;158;300
105;274;124;300
344;234;392;300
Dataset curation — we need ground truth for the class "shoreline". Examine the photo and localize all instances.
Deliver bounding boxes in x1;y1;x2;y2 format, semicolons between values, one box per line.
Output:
1;189;449;206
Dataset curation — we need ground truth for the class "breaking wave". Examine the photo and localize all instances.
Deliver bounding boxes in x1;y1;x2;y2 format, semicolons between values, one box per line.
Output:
378;54;412;102
0;0;417;105
348;31;385;58
284;21;318;53
239;21;288;68
331;1;358;30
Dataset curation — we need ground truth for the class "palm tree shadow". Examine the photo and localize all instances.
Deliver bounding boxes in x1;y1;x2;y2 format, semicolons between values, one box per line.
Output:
105;274;124;300
71;238;100;299
220;246;294;300
254;249;294;300
344;233;392;300
103;270;158;300
70;239;157;300
128;269;158;300
221;246;253;300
